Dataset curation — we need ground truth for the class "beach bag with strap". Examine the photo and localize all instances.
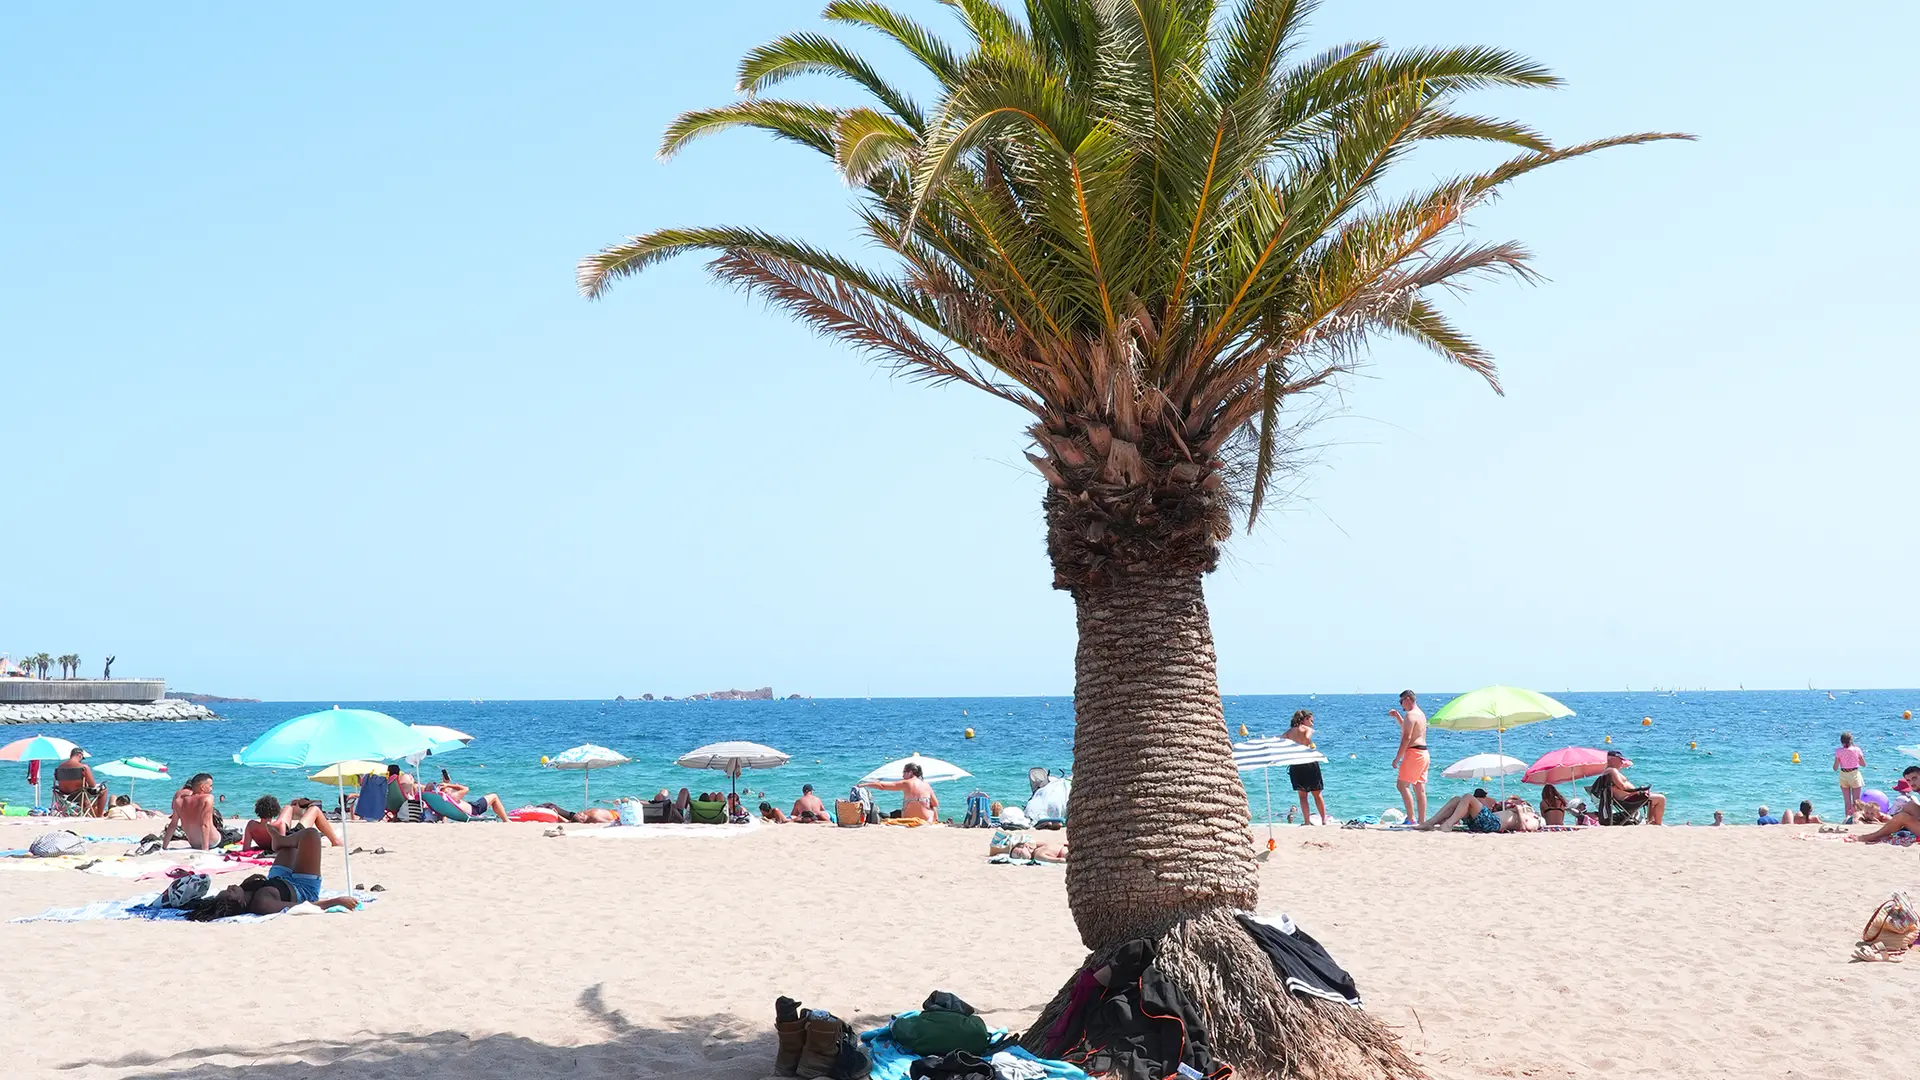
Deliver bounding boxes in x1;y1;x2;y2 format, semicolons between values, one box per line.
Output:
1854;891;1920;962
160;873;212;909
29;830;84;857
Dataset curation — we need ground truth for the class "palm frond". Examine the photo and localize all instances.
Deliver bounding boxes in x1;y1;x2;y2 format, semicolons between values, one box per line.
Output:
737;31;925;131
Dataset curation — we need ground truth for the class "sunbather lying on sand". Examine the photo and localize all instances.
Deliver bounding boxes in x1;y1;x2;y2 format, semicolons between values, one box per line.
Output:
1418;790;1504;832
1010;840;1067;863
434;780;509;820
760;801;790;823
195;828;358;919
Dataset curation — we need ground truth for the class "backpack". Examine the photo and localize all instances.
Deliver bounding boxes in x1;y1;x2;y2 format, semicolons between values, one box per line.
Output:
1854;891;1920;962
961;792;991;829
160;873;212;909
28;830;84;858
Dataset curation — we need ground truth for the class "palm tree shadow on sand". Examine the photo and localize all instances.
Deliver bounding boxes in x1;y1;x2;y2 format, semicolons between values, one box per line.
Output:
62;986;774;1080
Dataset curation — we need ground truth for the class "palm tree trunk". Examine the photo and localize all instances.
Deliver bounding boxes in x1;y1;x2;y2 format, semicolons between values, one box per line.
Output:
1029;566;1423;1079
1063;567;1256;949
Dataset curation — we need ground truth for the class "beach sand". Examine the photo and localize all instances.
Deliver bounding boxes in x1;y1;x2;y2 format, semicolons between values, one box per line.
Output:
1;819;1911;1079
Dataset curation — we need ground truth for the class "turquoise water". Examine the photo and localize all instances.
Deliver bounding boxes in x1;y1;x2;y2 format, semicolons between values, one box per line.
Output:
4;690;1914;825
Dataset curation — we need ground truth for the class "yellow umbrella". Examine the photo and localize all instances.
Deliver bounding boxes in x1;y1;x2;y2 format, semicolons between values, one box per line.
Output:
308;760;388;786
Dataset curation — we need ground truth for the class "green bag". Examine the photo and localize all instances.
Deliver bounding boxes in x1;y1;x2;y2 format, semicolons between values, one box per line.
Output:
891;1010;989;1056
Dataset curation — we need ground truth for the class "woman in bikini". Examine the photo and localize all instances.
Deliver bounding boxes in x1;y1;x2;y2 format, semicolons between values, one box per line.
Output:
1282;709;1329;825
861;762;938;822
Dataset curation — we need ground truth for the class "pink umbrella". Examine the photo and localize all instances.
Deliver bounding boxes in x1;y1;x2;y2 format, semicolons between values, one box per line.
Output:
1522;747;1628;785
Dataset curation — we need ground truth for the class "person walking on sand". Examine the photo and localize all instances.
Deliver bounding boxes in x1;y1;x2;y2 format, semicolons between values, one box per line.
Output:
1390;690;1429;825
1834;732;1866;820
1282;709;1329;825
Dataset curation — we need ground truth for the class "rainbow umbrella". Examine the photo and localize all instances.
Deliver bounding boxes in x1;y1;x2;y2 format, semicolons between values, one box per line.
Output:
0;736;86;807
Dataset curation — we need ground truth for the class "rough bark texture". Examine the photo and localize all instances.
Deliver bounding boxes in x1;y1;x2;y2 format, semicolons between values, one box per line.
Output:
1034;501;1423;1078
1061;568;1257;949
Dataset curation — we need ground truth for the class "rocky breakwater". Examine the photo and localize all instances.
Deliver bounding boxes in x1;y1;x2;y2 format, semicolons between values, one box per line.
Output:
0;700;219;724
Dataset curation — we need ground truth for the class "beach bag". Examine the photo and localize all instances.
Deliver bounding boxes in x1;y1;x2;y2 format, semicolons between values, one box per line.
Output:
962;792;991;828
616;799;645;826
892;1009;990;1057
29;830;84;857
160;873;212;909
1854;891;1920;962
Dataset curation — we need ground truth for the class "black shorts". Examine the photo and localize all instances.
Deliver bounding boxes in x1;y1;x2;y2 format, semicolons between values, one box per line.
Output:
1288;762;1324;793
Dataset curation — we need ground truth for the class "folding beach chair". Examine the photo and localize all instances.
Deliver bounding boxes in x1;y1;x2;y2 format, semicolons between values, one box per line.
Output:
50;786;90;817
1029;767;1051;794
1588;775;1648;826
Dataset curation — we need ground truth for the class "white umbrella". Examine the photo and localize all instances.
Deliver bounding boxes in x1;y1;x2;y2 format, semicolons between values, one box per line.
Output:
1234;737;1329;847
677;741;789;797
859;753;971;785
545;743;631;804
405;724;474;778
93;757;169;802
1441;753;1529;781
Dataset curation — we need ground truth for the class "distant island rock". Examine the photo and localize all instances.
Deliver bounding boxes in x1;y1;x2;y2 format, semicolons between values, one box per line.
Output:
166;691;261;704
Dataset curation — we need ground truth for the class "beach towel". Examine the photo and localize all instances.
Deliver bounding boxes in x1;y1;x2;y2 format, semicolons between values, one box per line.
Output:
355;776;389;821
1236;912;1363;1007
12;889;377;924
861;1016;1085;1080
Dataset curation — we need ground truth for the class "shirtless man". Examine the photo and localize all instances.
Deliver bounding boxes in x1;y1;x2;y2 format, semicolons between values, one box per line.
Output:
53;747;106;815
1849;767;1920;842
212;825;358;915
434;779;509;820
244;795;340;851
1390;691;1429;825
1597;750;1667;824
160;773;218;849
790;784;830;823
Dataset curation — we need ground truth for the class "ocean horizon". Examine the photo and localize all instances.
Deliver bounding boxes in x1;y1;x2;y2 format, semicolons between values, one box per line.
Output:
6;689;1915;826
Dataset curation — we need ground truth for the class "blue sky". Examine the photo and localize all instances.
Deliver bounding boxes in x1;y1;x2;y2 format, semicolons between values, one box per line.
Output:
3;2;1914;699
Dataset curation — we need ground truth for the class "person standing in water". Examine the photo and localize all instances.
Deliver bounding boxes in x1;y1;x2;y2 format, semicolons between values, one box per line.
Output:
1282;709;1329;825
1390;690;1429;825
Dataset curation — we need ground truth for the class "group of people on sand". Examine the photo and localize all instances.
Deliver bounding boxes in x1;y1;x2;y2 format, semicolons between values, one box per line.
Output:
757;763;945;825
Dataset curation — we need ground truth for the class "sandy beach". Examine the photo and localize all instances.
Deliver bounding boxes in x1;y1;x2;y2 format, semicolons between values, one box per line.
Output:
1;818;1910;1080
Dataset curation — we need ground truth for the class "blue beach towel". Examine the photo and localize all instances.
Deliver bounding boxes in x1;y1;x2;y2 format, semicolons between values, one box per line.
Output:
861;1015;1085;1080
12;889;377;924
355;776;389;821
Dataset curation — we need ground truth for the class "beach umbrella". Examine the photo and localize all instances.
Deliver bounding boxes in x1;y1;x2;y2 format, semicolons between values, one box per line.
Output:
0;735;86;807
1430;686;1574;798
234;707;434;895
405;724;474;778
1898;745;1920;761
859;753;971;785
1521;747;1619;786
1234;737;1329;849
94;757;169;802
1442;754;1528;781
676;741;789;797
308;760;389;787
545;743;630;803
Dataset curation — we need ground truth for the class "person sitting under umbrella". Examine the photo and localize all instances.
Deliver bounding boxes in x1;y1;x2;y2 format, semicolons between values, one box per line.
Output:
1594;750;1667;825
1538;784;1569;826
52;747;106;816
860;761;938;823
431;774;510;820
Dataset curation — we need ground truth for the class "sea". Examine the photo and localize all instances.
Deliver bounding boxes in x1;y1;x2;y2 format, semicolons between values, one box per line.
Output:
4;690;1914;826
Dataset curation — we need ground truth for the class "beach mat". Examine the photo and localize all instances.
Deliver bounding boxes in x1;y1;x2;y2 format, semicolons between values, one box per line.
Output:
12;890;378;924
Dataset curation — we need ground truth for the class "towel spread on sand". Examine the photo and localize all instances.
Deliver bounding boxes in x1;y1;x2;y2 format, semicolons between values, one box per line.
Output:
861;1016;1085;1080
11;890;377;924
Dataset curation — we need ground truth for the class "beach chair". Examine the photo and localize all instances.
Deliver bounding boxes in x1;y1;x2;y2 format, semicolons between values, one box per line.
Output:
688;799;727;825
50;786;90;817
421;789;471;822
1588;775;1648;826
1029;767;1051;794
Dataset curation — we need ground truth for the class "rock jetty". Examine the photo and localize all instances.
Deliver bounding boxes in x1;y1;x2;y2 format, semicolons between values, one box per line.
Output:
0;701;218;724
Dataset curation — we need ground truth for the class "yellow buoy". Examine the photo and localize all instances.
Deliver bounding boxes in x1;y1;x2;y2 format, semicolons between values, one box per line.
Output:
1604;735;1612;744
1906;710;1914;720
964;728;975;739
1791;752;1801;764
1689;741;1697;750
1238;724;1249;737
1642;716;1652;726
540;756;549;765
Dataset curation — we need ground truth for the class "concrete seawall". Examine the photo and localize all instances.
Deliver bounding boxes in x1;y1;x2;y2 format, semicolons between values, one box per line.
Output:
0;679;167;704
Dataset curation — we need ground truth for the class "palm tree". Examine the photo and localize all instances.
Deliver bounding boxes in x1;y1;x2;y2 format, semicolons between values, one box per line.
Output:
580;3;1682;1074
57;654;80;679
32;653;52;679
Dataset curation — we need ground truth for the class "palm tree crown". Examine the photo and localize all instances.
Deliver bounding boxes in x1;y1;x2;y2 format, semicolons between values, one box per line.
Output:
581;0;1685;587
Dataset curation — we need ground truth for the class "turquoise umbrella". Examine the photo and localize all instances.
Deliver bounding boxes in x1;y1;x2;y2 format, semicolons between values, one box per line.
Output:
234;707;434;894
94;758;169;802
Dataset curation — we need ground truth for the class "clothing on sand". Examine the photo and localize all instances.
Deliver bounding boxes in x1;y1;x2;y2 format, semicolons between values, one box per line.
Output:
1235;912;1363;1008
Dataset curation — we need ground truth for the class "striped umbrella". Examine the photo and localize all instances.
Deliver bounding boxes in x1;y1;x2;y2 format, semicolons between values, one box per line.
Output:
1234;737;1328;848
545;744;631;803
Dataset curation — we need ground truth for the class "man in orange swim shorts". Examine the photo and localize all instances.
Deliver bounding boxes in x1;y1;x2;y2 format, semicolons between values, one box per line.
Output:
1391;690;1429;824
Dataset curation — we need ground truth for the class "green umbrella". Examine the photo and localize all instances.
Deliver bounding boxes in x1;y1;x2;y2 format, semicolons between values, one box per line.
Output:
1429;686;1575;798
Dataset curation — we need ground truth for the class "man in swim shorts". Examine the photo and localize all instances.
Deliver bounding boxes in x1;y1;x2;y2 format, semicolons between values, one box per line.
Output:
264;822;332;904
1390;690;1429;825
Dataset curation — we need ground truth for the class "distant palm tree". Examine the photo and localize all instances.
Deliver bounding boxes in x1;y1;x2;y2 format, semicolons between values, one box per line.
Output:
31;653;52;679
57;654;80;679
581;3;1683;1074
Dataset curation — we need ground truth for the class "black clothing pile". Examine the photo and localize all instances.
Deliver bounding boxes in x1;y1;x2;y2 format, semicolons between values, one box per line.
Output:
1041;939;1231;1080
1234;913;1362;1008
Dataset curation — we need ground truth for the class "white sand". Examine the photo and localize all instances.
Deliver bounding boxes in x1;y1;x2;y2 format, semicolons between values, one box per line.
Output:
1;819;1911;1079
